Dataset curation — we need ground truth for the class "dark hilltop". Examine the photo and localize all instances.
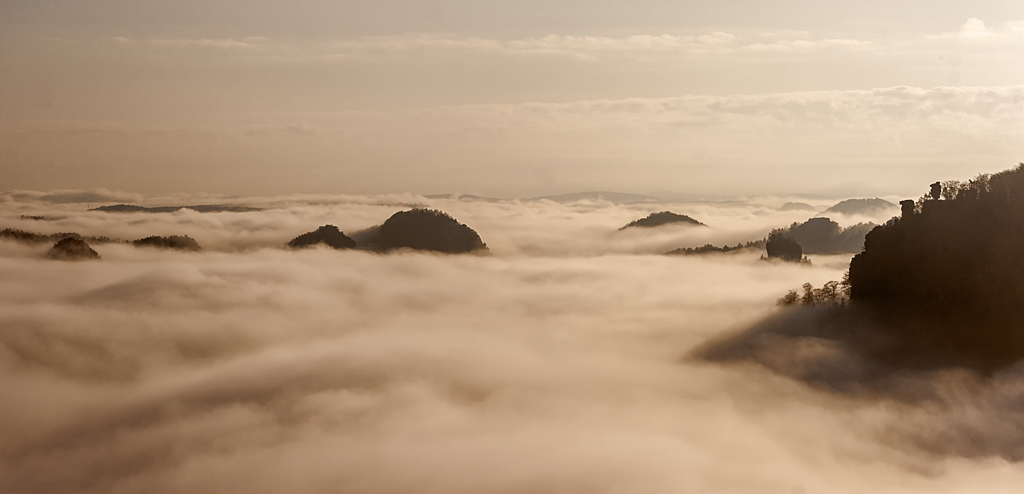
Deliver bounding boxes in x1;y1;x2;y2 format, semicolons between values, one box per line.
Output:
288;225;357;250
620;211;706;230
353;209;487;254
764;231;805;263
296;209;488;254
132;235;202;251
46;237;100;261
376;209;487;254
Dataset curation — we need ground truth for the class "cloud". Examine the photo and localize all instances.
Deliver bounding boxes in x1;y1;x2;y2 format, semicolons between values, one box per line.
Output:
3;84;1021;198
4;198;1024;493
108;19;1022;63
2;188;144;205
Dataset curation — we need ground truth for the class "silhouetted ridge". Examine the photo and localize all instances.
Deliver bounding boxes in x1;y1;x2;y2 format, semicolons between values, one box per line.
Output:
666;240;765;256
287;225;356;250
0;228;118;244
376;209;487;254
132;235;202;251
46;238;100;261
91;204;261;213
619;211;706;230
821;198;895;216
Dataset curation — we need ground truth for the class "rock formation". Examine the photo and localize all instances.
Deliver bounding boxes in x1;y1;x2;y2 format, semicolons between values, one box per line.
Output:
765;231;803;262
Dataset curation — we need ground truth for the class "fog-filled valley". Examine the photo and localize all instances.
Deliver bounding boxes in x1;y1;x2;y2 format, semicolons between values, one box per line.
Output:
5;190;1024;493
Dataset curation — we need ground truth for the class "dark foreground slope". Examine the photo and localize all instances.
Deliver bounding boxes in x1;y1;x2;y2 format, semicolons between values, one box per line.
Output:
699;164;1024;380
846;165;1024;369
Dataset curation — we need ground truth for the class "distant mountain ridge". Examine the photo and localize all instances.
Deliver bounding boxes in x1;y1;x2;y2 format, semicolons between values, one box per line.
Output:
820;198;896;216
91;204;261;213
527;191;661;204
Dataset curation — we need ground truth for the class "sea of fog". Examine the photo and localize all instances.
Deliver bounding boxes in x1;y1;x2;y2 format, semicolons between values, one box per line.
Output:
2;192;1022;493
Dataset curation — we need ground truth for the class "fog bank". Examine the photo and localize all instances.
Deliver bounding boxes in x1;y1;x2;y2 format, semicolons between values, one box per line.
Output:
2;196;1023;493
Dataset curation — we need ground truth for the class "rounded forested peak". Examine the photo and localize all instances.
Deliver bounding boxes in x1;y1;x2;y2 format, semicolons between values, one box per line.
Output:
47;237;100;261
377;208;487;254
620;211;706;230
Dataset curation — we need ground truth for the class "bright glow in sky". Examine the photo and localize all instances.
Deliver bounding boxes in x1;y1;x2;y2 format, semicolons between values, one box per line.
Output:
1;1;1023;197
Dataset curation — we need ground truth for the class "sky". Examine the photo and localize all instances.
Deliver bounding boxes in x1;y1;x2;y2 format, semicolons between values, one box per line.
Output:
2;0;1024;198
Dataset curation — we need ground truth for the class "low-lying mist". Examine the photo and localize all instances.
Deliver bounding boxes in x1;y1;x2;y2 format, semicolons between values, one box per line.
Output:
2;192;1020;493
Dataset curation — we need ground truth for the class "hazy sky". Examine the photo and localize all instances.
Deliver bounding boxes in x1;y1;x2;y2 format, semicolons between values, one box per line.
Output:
2;1;1023;197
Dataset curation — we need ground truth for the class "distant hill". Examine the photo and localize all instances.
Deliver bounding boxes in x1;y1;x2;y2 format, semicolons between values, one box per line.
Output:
620;211;706;230
423;194;503;203
287;225;356;250
91;204;261;213
46;238;100;261
779;202;817;212
821;198;895;216
527;191;660;204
